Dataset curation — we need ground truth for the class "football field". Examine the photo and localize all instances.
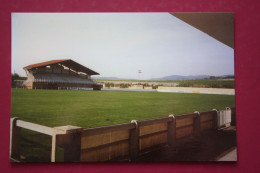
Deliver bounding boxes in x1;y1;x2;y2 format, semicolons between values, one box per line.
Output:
11;89;235;128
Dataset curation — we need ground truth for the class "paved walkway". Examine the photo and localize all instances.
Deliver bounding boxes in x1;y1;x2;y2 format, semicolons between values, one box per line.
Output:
217;147;237;161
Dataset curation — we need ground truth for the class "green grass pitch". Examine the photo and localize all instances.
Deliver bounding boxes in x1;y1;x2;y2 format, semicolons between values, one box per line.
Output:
11;89;235;128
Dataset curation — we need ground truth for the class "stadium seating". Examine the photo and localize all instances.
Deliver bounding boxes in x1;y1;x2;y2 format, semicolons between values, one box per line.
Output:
33;72;95;84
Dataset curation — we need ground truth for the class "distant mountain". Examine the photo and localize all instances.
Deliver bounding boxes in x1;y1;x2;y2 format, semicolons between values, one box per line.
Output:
150;75;210;81
218;75;235;78
92;75;234;81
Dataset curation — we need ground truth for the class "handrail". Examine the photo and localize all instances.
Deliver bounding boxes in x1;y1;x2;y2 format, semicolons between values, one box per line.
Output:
16;119;54;136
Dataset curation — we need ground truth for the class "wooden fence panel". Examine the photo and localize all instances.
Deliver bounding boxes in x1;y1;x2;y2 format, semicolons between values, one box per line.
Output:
176;117;193;128
138;118;171;152
81;146;110;161
139;131;168;151
175;113;197;142
139;122;168;136
81;141;130;162
80;124;134;161
176;125;194;139
109;141;130;160
200;121;214;131
199;111;215;132
81;130;129;149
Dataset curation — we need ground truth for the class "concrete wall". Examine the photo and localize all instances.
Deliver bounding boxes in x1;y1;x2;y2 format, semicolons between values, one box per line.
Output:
157;86;235;95
128;85;143;90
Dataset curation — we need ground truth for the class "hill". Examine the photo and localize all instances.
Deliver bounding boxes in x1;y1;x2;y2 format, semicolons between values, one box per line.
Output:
93;75;234;81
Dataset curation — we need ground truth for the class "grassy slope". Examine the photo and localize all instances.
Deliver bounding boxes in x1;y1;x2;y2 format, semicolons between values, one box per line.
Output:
11;89;235;128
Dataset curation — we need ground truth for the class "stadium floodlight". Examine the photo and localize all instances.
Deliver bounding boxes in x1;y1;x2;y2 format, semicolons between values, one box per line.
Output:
138;70;142;80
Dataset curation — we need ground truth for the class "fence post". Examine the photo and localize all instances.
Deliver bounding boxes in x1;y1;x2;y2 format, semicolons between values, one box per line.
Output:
226;107;232;127
193;112;200;138
10;117;21;160
230;107;236;126
130;120;139;161
212;109;219;130
51;125;83;162
168;115;176;147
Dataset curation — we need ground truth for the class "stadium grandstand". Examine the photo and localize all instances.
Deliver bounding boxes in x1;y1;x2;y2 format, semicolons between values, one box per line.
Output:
23;59;102;90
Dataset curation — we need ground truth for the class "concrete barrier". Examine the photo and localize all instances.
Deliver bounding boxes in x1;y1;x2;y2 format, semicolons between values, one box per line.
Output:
157;86;235;95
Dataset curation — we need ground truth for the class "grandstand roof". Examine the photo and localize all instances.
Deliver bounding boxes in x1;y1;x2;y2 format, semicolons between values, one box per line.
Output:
170;13;234;48
23;59;99;75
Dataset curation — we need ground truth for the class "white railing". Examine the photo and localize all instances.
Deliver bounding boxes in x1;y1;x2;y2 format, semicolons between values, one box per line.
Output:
218;107;232;128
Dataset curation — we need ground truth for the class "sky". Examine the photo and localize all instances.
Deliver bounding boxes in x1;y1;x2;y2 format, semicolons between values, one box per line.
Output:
12;13;234;80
